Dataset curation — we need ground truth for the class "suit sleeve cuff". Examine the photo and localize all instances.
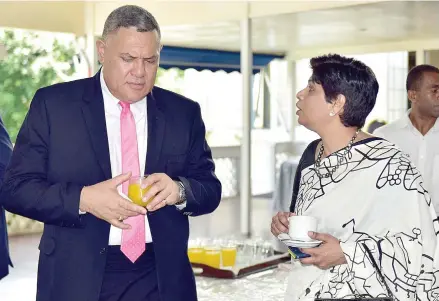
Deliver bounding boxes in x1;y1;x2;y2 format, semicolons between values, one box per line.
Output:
175;201;187;211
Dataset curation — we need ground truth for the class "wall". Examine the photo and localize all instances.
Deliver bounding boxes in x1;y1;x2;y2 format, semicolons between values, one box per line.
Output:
426;50;439;67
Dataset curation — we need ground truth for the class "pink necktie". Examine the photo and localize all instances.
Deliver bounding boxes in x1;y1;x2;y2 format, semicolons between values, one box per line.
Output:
119;101;145;263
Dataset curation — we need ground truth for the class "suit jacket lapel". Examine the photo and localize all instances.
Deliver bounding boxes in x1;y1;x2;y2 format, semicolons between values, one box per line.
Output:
145;89;165;174
81;71;112;180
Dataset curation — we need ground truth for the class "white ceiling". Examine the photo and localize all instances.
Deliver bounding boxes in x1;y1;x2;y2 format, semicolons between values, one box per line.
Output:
0;1;375;37
1;1;438;59
161;1;439;57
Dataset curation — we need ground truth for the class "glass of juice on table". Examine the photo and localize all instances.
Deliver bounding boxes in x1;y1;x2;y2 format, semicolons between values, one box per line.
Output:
221;242;237;267
188;239;205;264
203;246;221;268
128;175;154;207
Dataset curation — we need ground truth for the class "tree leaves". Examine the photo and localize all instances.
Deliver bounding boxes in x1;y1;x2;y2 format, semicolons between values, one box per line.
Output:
0;30;75;141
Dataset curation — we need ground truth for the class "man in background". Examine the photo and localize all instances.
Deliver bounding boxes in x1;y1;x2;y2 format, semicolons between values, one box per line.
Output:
374;64;439;212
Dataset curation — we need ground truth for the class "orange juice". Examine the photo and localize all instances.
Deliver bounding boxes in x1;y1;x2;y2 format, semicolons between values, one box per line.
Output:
128;183;153;207
221;247;237;267
188;247;204;264
203;248;221;268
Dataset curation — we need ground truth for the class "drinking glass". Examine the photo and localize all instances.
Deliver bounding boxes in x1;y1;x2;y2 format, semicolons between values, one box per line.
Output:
128;175;153;207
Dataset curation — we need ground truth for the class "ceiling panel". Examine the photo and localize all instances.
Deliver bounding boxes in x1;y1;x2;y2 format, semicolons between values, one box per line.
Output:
161;1;439;55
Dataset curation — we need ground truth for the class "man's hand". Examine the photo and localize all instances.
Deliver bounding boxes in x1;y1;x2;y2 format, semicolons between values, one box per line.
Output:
142;173;180;211
79;172;147;229
299;231;347;269
271;211;295;236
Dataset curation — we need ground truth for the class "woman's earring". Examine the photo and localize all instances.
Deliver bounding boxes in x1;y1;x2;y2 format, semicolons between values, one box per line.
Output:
329;111;335;117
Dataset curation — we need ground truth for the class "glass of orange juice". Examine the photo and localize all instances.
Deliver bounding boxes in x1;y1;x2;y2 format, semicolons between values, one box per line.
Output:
188;239;204;264
203;246;221;268
128;175;154;207
221;243;237;267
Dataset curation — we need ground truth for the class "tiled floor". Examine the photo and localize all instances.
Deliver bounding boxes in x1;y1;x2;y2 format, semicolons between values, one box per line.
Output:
0;197;276;301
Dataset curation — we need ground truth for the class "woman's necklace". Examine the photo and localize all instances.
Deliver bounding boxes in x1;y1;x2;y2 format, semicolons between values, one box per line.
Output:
314;129;360;179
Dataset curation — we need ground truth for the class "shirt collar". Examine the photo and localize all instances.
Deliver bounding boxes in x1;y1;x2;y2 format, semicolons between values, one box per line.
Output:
100;69;146;117
394;109;411;129
396;109;439;132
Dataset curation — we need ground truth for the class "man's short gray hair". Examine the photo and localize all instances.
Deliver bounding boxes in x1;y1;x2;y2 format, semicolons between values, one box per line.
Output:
102;5;161;41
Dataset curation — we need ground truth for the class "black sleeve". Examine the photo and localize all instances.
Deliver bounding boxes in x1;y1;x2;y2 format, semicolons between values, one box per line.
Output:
0;115;12;185
0;89;84;227
289;139;320;212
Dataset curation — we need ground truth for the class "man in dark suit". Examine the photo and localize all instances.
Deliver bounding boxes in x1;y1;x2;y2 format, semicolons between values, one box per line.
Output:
0;115;12;280
0;5;221;301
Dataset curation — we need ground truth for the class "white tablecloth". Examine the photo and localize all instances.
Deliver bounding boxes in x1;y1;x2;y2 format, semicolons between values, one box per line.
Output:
196;265;290;301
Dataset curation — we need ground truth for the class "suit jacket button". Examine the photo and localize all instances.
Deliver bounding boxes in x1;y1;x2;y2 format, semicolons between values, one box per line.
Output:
100;247;106;255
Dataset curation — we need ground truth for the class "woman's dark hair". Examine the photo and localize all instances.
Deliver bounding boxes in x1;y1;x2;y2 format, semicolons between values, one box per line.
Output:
310;54;379;128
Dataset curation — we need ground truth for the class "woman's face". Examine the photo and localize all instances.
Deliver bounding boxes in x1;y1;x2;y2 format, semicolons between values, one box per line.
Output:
296;80;335;132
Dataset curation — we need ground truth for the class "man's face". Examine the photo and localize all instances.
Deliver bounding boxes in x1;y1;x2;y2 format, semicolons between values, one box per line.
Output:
410;71;439;118
96;27;161;103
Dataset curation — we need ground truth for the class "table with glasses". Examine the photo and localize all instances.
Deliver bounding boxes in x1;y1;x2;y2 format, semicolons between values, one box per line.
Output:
189;237;291;300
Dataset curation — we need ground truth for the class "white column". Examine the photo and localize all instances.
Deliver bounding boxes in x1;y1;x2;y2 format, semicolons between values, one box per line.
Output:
240;12;252;237
416;49;425;66
286;60;297;144
267;69;279;130
84;2;98;76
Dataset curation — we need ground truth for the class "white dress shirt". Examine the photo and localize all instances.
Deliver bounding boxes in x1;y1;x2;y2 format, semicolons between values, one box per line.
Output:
100;71;153;245
374;110;439;213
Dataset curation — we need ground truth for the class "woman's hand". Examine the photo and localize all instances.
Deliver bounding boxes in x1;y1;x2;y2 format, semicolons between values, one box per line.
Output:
271;212;295;236
299;231;347;269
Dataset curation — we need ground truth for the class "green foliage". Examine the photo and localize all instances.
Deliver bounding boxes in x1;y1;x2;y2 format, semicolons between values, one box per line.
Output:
0;30;76;141
155;67;185;95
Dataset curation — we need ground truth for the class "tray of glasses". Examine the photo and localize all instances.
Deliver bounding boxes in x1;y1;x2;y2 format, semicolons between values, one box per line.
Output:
188;238;290;279
191;253;290;279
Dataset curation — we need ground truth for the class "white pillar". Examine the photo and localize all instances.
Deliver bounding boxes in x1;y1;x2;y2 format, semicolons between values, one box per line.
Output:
240;12;252;237
286;60;297;143
84;2;98;76
416;49;425;65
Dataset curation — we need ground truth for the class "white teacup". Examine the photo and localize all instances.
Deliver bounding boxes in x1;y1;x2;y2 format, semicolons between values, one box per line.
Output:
288;216;318;241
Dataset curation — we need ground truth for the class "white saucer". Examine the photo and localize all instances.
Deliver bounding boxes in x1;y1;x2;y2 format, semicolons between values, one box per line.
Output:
277;233;322;248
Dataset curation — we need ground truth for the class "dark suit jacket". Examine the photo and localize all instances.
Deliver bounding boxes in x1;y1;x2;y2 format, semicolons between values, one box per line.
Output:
0;115;12;280
0;72;222;301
